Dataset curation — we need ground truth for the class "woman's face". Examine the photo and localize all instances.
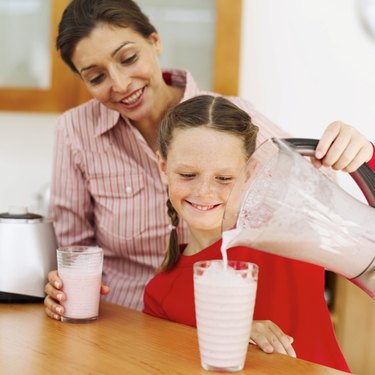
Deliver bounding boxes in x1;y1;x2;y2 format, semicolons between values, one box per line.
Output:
71;23;164;123
158;126;247;236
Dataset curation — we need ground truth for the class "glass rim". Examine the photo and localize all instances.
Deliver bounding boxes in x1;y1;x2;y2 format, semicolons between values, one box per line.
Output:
193;259;258;271
57;246;103;255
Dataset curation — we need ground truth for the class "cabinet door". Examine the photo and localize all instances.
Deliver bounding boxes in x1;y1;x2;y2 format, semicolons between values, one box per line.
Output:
0;0;79;112
334;276;375;375
0;0;241;113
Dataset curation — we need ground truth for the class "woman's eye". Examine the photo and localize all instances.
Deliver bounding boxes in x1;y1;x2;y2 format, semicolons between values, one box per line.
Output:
121;54;137;65
88;74;104;85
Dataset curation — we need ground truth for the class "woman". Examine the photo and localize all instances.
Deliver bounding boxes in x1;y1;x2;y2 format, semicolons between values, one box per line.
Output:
45;0;374;322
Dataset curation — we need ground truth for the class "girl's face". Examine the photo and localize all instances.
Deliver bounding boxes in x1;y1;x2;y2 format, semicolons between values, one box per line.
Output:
158;127;247;236
71;23;164;124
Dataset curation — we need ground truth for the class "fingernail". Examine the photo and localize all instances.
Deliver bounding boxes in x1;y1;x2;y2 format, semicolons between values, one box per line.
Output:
56;306;63;314
54;281;61;289
54;314;61;320
56;293;64;301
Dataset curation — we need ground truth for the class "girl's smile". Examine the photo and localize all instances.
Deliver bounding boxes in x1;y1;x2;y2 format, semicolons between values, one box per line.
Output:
186;201;222;211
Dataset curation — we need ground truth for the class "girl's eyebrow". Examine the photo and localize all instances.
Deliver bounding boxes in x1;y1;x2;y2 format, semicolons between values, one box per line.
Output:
79;41;135;74
175;163;237;173
175;163;194;168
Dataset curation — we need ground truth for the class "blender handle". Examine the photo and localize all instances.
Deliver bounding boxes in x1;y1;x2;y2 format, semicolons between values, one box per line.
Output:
280;138;375;208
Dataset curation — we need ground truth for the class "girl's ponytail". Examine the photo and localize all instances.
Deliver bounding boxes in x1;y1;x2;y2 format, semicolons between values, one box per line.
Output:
160;199;180;271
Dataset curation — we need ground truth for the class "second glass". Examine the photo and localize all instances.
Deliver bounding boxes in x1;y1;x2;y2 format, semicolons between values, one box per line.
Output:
57;246;103;323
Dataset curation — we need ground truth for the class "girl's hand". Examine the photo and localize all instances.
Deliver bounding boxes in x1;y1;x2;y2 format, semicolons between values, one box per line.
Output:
313;121;373;173
44;270;110;321
250;320;296;357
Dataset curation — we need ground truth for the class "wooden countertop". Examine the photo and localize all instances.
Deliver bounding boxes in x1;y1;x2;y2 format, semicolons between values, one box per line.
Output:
0;301;348;375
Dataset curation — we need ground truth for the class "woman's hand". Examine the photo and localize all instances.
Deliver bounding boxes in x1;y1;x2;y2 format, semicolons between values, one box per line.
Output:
44;270;64;320
250;320;296;357
44;269;110;321
313;121;373;173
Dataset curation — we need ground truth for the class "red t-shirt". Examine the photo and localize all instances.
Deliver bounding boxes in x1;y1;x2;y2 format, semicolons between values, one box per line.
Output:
144;241;350;373
368;143;375;170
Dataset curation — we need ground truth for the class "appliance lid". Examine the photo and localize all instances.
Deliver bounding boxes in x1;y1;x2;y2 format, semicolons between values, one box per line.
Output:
0;206;43;223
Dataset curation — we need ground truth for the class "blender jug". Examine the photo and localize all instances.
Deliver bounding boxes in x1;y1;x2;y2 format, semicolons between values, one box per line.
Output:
222;138;375;298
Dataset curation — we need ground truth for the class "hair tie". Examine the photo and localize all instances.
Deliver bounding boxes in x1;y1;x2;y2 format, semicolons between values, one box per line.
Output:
168;224;176;231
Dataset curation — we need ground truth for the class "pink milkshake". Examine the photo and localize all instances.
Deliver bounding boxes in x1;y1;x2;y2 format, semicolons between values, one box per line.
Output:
193;260;258;372
57;246;103;323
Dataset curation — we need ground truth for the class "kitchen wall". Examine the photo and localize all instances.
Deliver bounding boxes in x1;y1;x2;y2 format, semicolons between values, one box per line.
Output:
0;112;57;215
1;0;374;214
238;4;375;373
239;0;375;202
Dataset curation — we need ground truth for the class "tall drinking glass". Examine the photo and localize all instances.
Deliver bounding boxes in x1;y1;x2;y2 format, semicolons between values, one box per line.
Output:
194;260;258;372
57;246;103;323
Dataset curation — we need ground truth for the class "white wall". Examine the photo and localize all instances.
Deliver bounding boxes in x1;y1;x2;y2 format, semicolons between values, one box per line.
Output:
0;112;57;215
239;0;375;201
1;0;374;213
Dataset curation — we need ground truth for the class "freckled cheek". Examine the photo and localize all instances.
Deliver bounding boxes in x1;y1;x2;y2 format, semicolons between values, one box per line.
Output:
168;181;233;204
167;181;195;205
220;185;235;202
168;181;191;198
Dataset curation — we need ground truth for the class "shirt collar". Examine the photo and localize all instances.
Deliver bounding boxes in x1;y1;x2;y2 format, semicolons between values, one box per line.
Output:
94;101;121;137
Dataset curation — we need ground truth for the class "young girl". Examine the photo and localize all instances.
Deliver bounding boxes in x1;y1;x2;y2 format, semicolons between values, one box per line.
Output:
143;95;350;372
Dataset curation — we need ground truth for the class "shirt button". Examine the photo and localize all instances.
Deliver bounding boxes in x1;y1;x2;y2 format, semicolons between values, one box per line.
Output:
125;186;132;195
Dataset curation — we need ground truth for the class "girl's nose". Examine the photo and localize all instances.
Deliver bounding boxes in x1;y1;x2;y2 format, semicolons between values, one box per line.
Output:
196;179;214;196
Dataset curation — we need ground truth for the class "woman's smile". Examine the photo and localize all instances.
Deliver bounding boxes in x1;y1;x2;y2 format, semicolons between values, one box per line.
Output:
119;87;145;108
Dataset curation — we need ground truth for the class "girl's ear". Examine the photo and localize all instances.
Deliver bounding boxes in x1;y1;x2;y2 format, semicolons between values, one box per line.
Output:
156;151;168;185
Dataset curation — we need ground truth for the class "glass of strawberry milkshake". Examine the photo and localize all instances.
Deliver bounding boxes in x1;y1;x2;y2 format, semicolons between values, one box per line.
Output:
57;246;103;323
193;260;258;372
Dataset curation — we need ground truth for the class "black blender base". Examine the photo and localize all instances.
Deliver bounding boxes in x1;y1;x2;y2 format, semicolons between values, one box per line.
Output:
0;291;44;303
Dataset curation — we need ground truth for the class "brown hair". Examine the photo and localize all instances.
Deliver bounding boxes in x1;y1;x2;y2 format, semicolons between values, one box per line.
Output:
158;95;259;271
56;0;157;73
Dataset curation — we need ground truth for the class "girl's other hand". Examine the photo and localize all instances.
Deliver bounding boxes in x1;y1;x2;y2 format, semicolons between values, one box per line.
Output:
250;320;296;357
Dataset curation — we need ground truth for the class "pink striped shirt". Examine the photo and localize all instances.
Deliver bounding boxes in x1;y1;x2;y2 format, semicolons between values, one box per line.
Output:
49;69;287;310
